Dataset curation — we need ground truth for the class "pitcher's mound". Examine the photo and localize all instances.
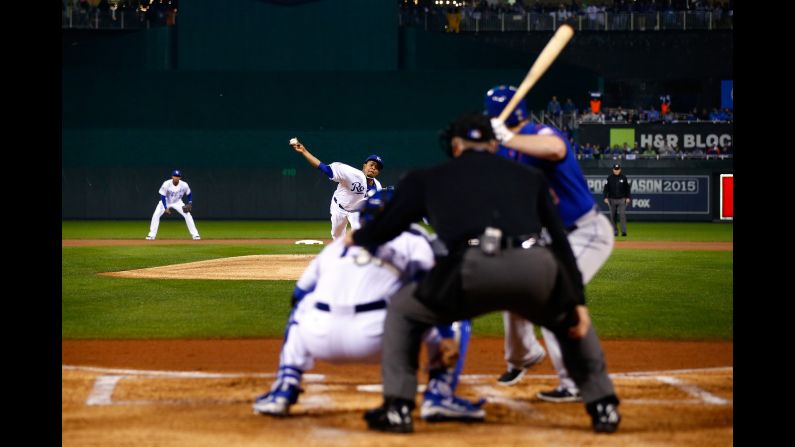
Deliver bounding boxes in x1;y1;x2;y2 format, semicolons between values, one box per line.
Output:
99;255;314;280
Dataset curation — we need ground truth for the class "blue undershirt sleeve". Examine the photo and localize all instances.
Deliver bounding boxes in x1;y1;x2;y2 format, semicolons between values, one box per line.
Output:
317;162;333;179
160;195;167;208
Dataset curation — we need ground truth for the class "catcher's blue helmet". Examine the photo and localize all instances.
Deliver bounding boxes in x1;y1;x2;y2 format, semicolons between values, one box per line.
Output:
358;188;395;227
484;85;529;127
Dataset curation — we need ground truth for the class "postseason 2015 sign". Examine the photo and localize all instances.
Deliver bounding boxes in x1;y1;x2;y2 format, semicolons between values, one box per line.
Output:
585;175;710;215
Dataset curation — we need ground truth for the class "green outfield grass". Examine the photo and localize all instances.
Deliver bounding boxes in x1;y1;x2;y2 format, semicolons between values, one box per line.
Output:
61;220;733;242
62;221;732;340
61;220;333;240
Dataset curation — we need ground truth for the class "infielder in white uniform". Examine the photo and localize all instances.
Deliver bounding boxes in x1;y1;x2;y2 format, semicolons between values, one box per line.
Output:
253;190;485;421
289;137;383;240
486;86;614;402
146;169;201;240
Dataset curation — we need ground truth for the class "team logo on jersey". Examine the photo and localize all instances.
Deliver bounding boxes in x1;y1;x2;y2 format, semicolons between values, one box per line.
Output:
350;182;365;193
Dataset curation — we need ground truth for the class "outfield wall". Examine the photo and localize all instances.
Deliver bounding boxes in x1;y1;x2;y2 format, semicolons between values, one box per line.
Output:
62;159;732;221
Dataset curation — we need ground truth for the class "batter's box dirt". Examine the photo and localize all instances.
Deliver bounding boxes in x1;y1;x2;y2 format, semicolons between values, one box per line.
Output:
62;338;733;446
64;367;733;446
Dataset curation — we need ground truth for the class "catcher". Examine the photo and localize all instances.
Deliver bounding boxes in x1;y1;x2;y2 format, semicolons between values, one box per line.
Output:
253;189;485;422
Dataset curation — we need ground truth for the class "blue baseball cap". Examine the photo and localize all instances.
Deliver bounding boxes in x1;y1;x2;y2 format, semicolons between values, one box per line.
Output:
171;169;182;177
365;154;384;170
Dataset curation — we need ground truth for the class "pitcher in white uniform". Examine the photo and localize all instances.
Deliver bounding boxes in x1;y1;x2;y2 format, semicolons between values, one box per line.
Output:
289;137;383;240
253;189;485;421
146;169;201;240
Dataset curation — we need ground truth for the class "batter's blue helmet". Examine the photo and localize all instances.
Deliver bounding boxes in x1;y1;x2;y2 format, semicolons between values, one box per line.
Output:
358;188;395;227
171;169;182;177
484;85;529;127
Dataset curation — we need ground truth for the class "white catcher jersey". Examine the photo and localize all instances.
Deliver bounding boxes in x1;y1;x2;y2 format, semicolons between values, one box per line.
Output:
328;162;382;212
296;231;435;309
158;180;191;205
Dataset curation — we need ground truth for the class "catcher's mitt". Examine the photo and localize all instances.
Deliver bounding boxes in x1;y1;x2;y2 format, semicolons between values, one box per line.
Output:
182;203;193;213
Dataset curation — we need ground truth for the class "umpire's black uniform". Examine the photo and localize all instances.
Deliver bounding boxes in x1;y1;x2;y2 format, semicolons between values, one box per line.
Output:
352;114;619;433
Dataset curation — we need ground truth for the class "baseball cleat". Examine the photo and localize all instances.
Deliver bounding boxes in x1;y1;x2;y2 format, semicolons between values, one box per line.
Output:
496;368;526;386
420;391;486;422
252;383;300;417
537;387;582;403
193;235;201;240
145;236;155;240
497;346;545;386
364;398;414;433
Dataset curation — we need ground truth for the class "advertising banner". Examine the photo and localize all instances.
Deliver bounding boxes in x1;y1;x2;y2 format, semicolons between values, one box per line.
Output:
579;123;733;150
585;175;711;216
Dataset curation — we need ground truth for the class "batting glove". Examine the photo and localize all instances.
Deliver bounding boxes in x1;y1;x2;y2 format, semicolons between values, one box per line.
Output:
490;118;515;143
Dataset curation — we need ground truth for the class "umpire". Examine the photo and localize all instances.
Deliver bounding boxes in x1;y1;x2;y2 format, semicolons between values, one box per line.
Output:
347;113;620;434
603;163;632;236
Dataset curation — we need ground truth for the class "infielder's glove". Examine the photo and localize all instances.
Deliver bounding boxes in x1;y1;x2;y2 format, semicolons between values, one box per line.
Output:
182;203;192;213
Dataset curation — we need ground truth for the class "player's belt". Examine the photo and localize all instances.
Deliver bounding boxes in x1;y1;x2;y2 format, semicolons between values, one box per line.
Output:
333;197;353;212
314;299;387;314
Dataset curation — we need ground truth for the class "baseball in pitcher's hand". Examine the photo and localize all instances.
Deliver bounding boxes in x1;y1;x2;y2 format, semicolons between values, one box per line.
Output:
603;198;609;204
289;137;304;152
625;198;631;205
568;305;591;339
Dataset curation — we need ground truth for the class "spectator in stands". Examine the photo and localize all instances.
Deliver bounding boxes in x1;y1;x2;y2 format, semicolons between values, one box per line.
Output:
644;106;660;122
590;93;602;114
723;141;732;155
723;107;733;121
610;145;623;159
547;96;562;117
581;142;594;159
660;95;671;116
641;144;657;158
446;7;462;33
563;98;576;115
689;146;706;158
708;108;722;121
555;3;570;21
686;107;699;121
569;0;580;16
593;143;603;160
616;106;628;122
586;1;599;23
658;142;676;157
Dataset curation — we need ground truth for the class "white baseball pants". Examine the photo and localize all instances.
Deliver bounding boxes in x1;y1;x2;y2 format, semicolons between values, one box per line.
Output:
329;204;361;240
148;200;200;239
503;209;614;390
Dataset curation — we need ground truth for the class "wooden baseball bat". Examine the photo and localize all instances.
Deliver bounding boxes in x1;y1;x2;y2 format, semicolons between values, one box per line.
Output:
497;23;575;122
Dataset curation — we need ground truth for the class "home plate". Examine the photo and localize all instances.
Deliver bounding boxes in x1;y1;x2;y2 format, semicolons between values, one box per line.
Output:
295;240;324;245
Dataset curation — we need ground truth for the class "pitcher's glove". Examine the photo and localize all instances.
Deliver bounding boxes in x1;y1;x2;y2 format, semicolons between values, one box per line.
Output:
182;203;193;213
